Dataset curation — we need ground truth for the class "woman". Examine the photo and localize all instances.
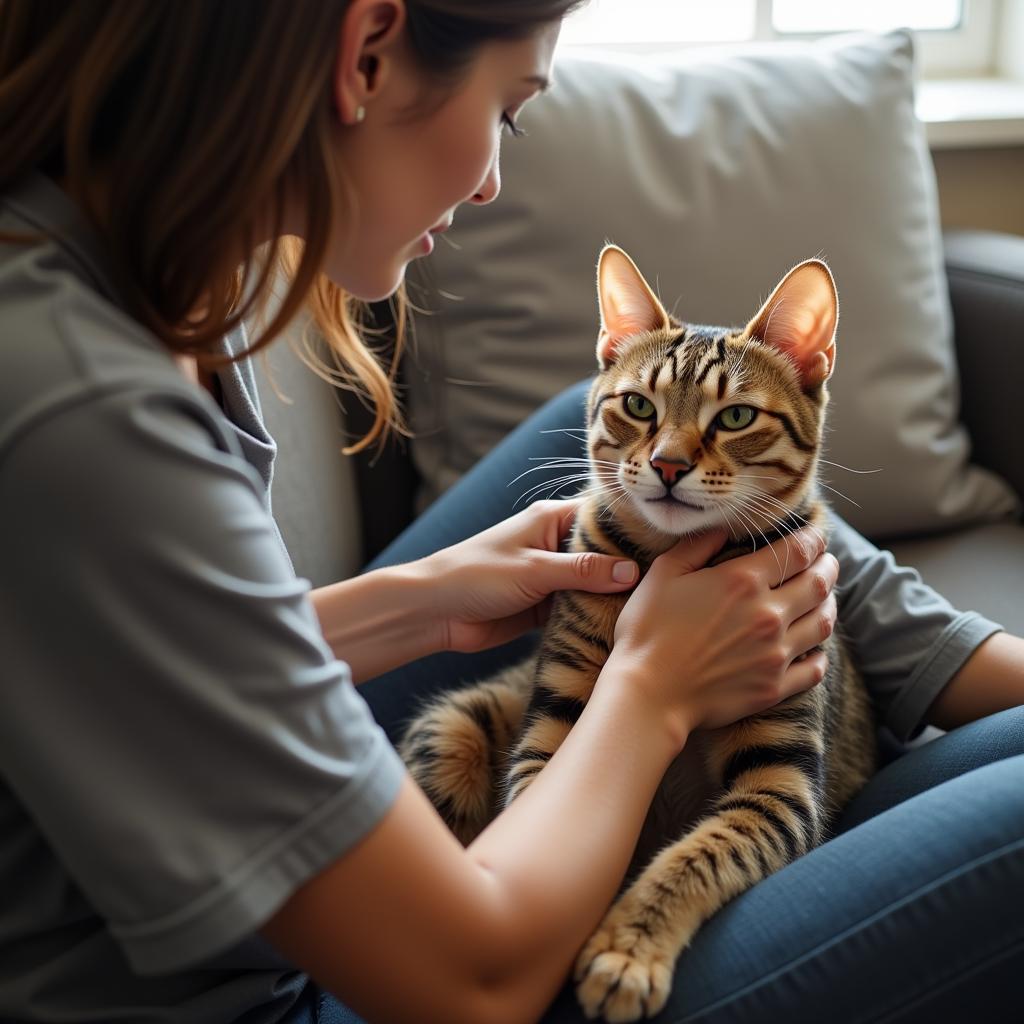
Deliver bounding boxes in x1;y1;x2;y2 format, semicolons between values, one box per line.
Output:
0;3;1021;1023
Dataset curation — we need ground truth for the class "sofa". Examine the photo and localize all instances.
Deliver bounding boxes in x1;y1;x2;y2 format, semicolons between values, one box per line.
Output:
253;30;1024;644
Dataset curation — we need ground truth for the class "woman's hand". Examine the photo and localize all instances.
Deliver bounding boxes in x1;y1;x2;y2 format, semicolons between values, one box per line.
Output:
601;528;838;742
422;498;641;655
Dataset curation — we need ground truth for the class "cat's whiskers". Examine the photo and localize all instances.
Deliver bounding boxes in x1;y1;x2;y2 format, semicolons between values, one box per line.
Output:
514;472;599;507
816;480;862;509
733;490;826;569
520;481;625;509
736;493;803;538
816;457;882;476
601;487;635;519
732;484;802;523
507;458;616;488
731;480;811;532
719;500;759;553
582;474;626;499
569;472;628;505
734;499;800;580
727;482;821;578
540;427;591;441
527;455;619;465
723;498;783;575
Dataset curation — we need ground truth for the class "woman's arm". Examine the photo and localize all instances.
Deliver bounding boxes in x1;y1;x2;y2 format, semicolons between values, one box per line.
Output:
309;561;441;683
925;632;1024;730
309;499;644;683
262;529;834;1024
261;676;679;1024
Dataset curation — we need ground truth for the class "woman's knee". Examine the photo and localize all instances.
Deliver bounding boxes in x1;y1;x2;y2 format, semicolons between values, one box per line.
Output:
838;707;1024;833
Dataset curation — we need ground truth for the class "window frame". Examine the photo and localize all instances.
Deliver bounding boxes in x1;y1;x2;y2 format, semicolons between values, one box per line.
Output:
557;0;1003;78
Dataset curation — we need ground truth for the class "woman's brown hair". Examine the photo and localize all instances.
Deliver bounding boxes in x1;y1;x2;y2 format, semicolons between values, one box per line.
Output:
0;0;583;452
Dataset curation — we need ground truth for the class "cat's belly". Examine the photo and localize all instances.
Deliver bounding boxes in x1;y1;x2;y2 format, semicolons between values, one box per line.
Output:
628;733;715;880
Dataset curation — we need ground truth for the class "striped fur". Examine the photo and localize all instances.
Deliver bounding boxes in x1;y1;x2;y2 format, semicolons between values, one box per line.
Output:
400;257;876;1021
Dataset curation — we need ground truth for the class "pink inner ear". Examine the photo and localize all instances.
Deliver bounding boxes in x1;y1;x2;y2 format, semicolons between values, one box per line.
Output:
596;247;670;366
751;262;838;384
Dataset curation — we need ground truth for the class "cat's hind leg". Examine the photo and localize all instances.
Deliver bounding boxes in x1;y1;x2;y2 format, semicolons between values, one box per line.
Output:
399;660;534;845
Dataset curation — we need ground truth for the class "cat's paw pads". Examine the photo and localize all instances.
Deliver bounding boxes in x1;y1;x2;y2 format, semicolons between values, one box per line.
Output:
574;924;673;1022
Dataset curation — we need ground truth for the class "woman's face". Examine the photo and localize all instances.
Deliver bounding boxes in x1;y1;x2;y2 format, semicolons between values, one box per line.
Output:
320;18;560;301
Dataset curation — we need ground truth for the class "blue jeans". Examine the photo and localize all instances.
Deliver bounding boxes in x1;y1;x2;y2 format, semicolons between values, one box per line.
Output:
292;381;1024;1023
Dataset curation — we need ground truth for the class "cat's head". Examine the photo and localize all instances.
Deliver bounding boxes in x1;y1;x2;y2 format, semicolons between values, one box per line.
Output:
585;244;838;542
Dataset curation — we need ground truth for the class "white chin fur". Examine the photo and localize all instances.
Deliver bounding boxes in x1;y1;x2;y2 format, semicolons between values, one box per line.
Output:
633;494;725;536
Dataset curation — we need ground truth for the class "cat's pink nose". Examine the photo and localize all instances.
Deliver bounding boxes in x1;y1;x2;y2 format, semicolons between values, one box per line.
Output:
650;456;693;485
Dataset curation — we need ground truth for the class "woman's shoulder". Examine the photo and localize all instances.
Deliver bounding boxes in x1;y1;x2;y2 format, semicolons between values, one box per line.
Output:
0;285;235;495
0;173;213;457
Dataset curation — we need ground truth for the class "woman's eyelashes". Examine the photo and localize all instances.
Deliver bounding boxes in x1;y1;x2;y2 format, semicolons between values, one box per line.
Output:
500;111;526;137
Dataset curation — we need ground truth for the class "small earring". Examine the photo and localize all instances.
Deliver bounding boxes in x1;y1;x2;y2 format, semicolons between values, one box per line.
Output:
355;105;366;124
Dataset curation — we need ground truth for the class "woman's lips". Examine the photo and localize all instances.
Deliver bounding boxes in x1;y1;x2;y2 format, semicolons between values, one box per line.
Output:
419;219;453;255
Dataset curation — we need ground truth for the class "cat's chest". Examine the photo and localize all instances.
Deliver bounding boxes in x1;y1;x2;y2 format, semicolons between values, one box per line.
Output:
629;732;716;878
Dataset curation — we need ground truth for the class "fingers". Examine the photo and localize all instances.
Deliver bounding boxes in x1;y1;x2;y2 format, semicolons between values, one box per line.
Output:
535;549;639;594
524;497;581;552
786;591;837;661
776;551;839;626
748;527;828;589
655;528;730;576
537;496;581;536
780;649;828;701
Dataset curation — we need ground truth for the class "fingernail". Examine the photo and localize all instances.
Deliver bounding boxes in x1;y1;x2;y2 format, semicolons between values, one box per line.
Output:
613;561;638;584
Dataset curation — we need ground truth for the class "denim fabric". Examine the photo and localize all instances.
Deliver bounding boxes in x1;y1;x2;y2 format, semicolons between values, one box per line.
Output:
291;381;1023;1023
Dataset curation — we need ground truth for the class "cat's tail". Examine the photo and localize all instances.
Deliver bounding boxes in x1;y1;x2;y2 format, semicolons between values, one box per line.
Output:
399;658;537;846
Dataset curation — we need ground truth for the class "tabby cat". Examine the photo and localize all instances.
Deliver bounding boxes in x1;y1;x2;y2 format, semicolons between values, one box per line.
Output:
401;245;877;1023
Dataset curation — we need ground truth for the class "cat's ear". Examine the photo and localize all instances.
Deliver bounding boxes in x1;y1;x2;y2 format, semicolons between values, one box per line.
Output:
745;259;838;387
596;245;670;369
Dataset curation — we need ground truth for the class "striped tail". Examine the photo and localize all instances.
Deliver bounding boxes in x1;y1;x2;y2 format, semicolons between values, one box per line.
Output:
399;660;535;845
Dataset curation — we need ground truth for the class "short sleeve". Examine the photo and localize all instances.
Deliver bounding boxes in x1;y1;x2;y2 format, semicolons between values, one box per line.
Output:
829;513;1003;742
0;386;405;975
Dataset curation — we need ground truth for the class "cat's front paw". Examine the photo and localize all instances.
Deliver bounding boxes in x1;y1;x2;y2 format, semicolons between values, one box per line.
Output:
574;918;674;1022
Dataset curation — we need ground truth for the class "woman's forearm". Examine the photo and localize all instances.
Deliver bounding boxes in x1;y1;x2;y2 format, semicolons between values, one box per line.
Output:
466;671;682;986
309;562;441;683
260;667;683;1024
925;631;1024;730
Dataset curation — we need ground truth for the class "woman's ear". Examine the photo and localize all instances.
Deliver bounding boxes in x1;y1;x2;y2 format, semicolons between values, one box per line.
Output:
596;245;670;369
333;0;406;126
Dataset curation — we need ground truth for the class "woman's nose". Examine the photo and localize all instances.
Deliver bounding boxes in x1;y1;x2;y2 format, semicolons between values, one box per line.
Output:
471;154;501;206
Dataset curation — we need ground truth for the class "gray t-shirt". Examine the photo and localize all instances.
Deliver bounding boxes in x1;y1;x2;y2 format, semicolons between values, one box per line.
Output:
0;172;405;1022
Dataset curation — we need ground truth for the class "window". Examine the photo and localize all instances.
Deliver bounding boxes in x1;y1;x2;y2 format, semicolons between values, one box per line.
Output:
560;1;757;45
558;0;1001;78
556;0;1024;147
771;1;962;34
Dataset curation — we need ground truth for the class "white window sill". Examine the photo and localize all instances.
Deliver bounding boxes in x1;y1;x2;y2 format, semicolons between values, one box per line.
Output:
918;77;1024;149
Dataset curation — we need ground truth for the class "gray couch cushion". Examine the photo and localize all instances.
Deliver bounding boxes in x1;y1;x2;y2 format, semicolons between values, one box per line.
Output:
251;326;363;586
405;30;1018;542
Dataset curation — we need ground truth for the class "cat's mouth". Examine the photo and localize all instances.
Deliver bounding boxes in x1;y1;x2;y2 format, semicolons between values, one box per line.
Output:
646;494;705;511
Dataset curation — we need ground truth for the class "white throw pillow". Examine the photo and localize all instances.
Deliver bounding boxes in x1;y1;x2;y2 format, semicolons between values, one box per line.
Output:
404;30;1018;540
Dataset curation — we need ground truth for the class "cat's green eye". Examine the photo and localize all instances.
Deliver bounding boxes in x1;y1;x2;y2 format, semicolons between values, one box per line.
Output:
717;405;757;431
624;394;656;420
